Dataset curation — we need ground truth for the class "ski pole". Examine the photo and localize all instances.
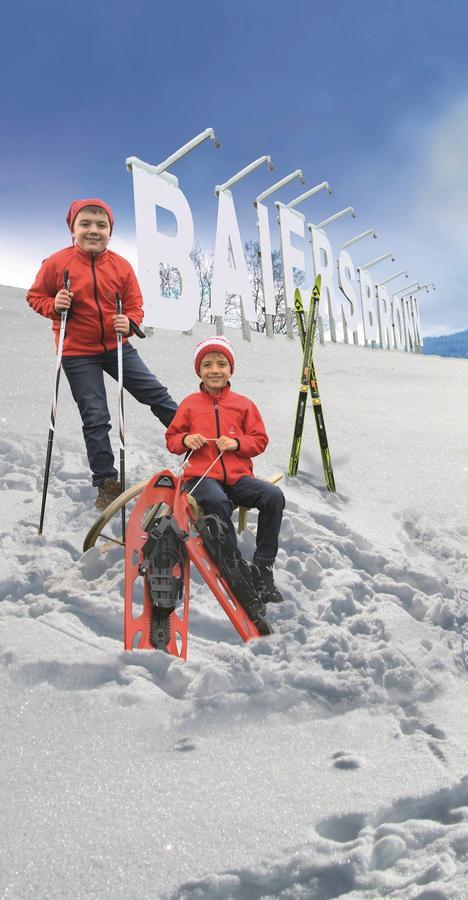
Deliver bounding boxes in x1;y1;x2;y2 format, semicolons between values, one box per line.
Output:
38;271;71;534
116;293;126;542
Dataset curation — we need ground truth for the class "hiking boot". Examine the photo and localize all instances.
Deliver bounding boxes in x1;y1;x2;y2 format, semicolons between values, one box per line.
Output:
95;480;122;510
251;563;283;604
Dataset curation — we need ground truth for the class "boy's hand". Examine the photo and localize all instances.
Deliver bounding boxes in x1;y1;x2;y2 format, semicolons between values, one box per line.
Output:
54;289;73;312
113;314;130;336
184;433;208;450
216;436;238;452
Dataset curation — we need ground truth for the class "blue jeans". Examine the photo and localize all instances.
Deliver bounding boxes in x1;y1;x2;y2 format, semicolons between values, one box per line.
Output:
185;475;285;565
62;343;177;486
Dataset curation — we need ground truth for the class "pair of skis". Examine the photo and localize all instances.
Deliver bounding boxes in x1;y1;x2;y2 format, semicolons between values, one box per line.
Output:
288;275;336;492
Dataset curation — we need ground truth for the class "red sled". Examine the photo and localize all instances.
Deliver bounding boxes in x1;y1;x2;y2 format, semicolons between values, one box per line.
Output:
124;469;271;659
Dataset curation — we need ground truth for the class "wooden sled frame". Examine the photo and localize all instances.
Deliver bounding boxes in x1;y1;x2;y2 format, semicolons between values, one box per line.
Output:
83;472;283;553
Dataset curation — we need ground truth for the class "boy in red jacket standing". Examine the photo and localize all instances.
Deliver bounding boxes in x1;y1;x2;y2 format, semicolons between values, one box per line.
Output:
27;199;177;509
165;336;284;603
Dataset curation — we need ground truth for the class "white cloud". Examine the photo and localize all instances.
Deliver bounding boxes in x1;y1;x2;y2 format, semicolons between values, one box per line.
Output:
353;92;468;335
109;232;138;269
414;92;468;245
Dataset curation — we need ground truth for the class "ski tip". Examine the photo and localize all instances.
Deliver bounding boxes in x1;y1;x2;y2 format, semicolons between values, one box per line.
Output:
313;273;322;296
293;287;303;311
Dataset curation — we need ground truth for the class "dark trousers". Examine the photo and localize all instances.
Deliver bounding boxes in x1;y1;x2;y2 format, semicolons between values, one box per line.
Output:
62;343;177;486
185;475;285;565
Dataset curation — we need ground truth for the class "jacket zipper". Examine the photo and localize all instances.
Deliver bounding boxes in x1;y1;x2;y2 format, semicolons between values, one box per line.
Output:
213;399;228;482
91;254;107;352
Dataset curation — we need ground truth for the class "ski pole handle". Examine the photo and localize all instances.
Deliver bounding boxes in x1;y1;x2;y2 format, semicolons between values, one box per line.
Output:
53;270;71;425
61;269;72;319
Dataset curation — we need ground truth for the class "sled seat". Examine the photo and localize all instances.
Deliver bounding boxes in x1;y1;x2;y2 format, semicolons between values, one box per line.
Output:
186;472;283;534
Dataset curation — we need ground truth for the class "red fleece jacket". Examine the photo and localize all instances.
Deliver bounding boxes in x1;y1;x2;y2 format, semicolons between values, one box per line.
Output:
165;384;269;485
27;245;143;355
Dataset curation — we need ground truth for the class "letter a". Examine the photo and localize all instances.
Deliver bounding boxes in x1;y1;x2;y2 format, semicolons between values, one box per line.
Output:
211;191;255;319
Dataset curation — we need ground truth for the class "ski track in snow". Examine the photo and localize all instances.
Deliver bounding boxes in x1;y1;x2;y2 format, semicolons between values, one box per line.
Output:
2;289;468;898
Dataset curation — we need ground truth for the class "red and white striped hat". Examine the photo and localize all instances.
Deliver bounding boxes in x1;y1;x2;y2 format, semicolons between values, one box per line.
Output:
193;337;235;375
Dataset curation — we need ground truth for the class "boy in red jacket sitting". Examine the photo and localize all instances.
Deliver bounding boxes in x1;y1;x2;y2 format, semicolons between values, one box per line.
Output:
165;336;284;604
27;198;177;509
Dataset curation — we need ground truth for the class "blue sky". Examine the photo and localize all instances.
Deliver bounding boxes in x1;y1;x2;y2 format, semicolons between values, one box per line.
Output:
2;0;468;335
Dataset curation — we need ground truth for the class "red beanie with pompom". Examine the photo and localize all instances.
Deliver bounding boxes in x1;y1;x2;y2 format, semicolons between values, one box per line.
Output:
193;337;235;376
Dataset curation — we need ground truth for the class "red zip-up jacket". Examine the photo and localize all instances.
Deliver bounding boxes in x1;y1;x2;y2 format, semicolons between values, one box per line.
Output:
27;245;144;356
165;384;269;485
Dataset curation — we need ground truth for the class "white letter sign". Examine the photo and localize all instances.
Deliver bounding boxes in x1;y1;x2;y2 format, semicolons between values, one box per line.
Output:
277;203;306;309
132;165;199;330
337;249;360;344
309;226;337;341
359;268;379;346
256;201;276;315
129;151;425;349
211;190;255;319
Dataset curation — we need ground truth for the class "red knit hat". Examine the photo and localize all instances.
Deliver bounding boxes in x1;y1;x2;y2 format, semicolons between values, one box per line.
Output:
66;198;114;235
193;337;235;375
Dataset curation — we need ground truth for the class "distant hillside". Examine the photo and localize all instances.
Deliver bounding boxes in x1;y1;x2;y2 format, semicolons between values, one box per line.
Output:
423;329;468;358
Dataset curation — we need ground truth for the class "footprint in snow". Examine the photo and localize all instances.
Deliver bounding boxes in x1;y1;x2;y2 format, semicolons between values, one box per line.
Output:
399;716;447;740
174;738;196;753
332;750;363;770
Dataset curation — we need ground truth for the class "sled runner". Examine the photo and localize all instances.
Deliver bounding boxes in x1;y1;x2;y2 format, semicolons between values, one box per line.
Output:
124;469;273;659
83;479;149;552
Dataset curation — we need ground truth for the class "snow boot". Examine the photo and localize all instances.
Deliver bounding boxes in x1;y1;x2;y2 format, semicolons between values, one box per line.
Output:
95;479;122;510
251;563;284;604
195;514;272;633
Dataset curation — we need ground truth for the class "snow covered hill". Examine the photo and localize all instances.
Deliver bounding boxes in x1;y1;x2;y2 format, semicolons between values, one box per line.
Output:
1;284;468;899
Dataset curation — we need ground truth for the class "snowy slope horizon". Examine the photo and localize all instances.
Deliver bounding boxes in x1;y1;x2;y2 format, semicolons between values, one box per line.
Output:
1;285;468;898
423;328;468;360
2;278;465;349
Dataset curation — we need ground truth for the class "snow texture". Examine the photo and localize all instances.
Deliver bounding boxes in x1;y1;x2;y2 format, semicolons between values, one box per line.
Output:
1;284;468;899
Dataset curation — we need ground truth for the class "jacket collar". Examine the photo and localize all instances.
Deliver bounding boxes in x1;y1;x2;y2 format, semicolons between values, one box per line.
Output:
73;245;109;266
200;382;232;400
